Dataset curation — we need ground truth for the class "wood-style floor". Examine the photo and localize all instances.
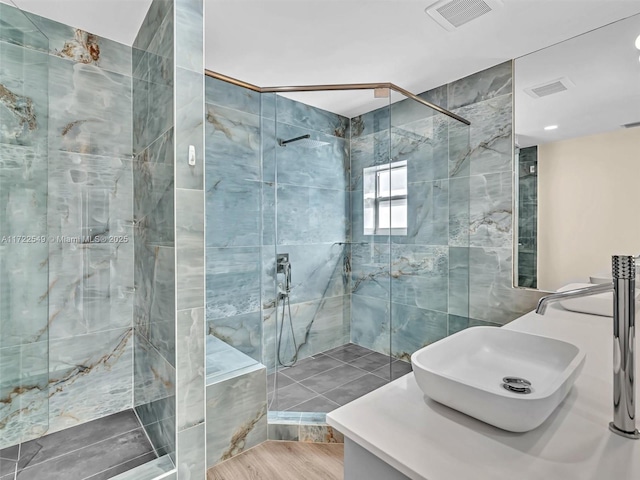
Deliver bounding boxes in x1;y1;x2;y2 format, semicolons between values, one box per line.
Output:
207;441;344;480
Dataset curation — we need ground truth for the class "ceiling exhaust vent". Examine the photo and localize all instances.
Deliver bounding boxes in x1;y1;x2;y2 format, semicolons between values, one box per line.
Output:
524;77;575;99
623;121;640;129
425;0;503;31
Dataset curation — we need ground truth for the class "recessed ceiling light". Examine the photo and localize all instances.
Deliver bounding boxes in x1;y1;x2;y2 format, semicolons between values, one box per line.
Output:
544;125;558;131
635;34;640;50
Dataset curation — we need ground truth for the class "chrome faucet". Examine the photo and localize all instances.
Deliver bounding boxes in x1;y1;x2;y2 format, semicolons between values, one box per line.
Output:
535;255;639;439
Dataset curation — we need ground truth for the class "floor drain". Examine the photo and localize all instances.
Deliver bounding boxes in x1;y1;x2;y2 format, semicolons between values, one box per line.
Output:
501;376;532;394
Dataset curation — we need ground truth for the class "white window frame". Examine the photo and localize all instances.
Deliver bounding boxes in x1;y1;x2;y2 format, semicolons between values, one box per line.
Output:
363;160;407;236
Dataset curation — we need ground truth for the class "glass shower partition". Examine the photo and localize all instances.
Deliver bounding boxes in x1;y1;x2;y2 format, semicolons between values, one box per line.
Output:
349;91;394;379
264;89;395;416
388;88;471;361
264;85;471;418
0;2;50;449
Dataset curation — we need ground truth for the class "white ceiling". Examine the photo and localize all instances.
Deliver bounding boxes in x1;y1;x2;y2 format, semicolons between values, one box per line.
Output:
3;0;640;122
1;0;153;46
515;13;640;147
204;0;640;116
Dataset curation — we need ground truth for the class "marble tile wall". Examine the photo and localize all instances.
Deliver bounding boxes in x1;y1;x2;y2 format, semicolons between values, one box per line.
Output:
204;64;543;456
132;0;177;463
0;2;49;52
1;2;139;449
0;14;49;448
196;78;259;458
204;79;351;377
445;61;544;324
262;96;351;370
4;4;207;477
348;106;391;356
350;62;544;360
204;80;350;466
350;100;453;359
205;78;263;367
262;296;350;369
173;0;206;478
44;11;136;438
0;15;49;448
205;367;267;468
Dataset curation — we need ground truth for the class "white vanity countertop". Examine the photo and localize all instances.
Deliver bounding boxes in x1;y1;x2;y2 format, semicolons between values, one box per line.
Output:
326;306;640;480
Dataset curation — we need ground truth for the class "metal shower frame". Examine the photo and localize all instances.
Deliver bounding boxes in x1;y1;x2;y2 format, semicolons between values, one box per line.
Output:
204;70;471;125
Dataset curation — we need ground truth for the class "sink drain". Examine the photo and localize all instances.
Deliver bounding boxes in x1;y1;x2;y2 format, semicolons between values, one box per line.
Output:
502;376;532;394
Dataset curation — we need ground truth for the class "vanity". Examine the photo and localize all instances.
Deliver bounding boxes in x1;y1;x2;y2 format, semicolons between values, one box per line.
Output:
326;304;640;480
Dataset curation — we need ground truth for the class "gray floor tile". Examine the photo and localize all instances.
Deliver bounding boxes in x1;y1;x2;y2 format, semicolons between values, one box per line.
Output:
0;457;17;478
371;360;413;381
0;446;19;461
324;343;375;362
271;382;318;411
0;446;19;478
280;354;344;382
286;395;341;413
84;452;157;480
267;372;295;393
18;410;141;470
270;344;410;415
16;428;154;480
299;364;367;394
349;352;392;372
323;374;388;405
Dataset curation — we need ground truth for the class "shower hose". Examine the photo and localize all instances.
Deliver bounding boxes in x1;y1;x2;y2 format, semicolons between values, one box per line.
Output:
277;288;298;368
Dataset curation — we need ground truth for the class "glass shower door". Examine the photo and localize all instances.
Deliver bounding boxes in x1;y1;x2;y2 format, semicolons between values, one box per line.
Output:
0;2;50;449
265;89;395;415
387;89;471;362
263;85;470;417
349;93;394;378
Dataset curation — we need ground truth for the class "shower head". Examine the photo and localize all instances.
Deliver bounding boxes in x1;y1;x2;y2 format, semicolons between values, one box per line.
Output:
277;134;330;148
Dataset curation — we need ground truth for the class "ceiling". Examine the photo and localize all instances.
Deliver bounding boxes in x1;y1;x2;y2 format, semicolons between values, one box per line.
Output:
0;0;153;45
3;0;640;122
515;12;640;147
204;0;640;116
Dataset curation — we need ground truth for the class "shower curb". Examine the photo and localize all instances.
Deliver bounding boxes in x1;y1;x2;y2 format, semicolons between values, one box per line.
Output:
267;412;344;443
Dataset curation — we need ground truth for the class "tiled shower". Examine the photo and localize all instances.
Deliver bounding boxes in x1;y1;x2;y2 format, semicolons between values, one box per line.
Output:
202;60;545;460
1;0;545;476
202;73;483;448
1;0;205;477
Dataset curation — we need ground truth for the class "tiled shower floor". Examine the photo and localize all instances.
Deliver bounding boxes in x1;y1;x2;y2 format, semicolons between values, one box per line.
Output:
0;410;156;480
268;343;412;413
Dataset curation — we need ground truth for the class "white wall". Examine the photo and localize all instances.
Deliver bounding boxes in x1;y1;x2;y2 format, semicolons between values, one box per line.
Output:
537;127;640;291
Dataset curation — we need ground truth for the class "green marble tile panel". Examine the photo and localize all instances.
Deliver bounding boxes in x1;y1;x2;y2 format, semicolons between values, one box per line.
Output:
48;328;134;433
206;367;267;467
176;308;205;430
48;55;132;157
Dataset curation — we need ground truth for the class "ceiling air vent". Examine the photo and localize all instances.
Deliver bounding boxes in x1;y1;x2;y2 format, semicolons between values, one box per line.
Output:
524;77;575;99
622;121;640;129
425;0;503;32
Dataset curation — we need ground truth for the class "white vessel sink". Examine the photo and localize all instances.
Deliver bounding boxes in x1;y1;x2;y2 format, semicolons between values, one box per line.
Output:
411;326;586;432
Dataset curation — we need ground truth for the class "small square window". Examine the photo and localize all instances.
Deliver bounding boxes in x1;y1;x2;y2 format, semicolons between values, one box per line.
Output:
363;161;407;235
